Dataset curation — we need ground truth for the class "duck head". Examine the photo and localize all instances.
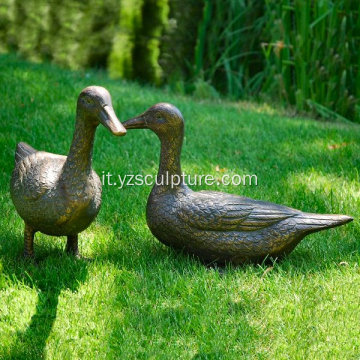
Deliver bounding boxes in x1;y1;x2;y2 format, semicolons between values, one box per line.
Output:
122;103;184;138
78;86;126;136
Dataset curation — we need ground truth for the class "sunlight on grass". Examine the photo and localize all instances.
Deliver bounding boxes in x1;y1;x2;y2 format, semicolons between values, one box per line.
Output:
231;100;280;117
0;54;359;359
0;286;38;354
287;169;360;212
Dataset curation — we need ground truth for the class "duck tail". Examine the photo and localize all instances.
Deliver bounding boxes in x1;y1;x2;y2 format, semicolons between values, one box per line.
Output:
296;212;353;235
15;142;37;164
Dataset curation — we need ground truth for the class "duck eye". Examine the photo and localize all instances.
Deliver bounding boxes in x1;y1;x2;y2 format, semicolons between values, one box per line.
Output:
156;114;166;123
157;117;166;124
83;97;92;105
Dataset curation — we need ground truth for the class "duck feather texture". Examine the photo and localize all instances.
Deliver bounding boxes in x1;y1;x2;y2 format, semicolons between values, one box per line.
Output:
10;86;126;257
123;103;353;265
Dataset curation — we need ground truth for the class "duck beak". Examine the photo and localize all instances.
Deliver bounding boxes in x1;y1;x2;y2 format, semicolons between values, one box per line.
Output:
100;105;127;136
122;113;148;129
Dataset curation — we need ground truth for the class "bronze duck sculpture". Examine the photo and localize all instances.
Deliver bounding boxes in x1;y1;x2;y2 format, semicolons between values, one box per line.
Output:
10;86;126;258
123;103;353;265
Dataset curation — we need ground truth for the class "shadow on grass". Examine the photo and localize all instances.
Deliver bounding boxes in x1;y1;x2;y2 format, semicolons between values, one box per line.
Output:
0;211;357;359
0;231;88;360
98;223;358;357
0;53;358;357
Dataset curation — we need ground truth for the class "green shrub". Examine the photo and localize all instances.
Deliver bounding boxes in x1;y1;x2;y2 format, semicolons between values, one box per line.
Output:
3;0;120;69
86;0;120;68
49;0;94;70
190;0;359;122
12;0;50;62
0;0;15;52
132;0;169;84
108;0;143;79
159;0;204;82
263;0;360;122
193;0;266;98
109;0;169;84
1;0;359;122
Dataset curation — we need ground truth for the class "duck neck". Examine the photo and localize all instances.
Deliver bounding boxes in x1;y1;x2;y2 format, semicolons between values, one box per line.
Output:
62;111;97;179
157;128;184;190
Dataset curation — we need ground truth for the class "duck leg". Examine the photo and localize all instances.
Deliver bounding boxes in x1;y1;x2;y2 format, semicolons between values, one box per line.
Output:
66;234;79;257
24;223;35;258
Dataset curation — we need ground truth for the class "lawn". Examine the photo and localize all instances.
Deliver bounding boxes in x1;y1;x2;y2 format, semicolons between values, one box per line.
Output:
0;54;359;359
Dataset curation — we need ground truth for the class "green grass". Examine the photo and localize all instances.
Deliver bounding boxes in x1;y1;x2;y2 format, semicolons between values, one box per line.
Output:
0;53;359;359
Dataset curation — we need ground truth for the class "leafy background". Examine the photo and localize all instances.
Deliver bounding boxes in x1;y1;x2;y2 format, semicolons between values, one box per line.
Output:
0;0;359;122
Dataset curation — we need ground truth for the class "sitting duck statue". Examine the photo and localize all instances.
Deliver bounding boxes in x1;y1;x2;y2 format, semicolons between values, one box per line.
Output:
10;86;126;258
123;103;353;265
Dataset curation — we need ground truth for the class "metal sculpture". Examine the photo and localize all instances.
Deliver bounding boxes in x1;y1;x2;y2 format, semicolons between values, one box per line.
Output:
123;103;353;265
10;86;126;258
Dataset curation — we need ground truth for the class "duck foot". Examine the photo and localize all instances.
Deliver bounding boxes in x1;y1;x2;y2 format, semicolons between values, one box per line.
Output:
66;234;79;256
23;223;35;260
67;252;92;262
65;235;91;261
22;252;36;262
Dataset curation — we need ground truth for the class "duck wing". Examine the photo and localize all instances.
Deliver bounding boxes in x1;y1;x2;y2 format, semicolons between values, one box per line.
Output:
15;142;37;164
178;191;299;232
11;150;66;202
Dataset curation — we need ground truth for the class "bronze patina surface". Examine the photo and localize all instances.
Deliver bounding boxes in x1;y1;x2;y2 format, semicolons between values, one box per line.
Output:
123;103;353;265
10;86;126;258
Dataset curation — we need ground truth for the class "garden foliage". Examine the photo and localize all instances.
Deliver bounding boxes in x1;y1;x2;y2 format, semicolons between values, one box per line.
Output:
0;0;358;121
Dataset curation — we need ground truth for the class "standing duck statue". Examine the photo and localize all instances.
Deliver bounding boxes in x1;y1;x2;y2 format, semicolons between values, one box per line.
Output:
10;86;126;258
123;103;353;265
